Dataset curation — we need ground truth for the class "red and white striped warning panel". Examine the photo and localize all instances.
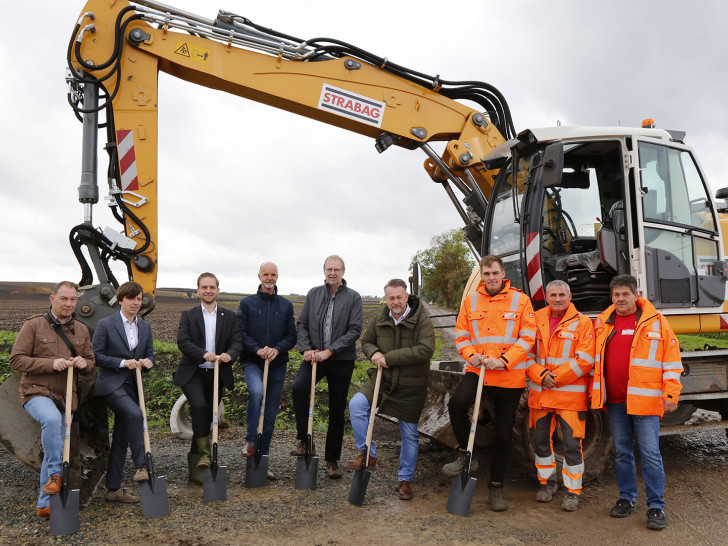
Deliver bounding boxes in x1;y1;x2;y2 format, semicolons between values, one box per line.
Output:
526;232;544;301
117;129;139;191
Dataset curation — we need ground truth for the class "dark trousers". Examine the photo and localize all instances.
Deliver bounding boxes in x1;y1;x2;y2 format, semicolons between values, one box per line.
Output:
104;383;145;490
291;359;355;462
182;368;224;448
447;372;523;484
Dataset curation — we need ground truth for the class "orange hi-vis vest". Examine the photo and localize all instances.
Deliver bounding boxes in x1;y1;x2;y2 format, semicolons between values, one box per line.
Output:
526;303;595;411
455;279;536;388
590;297;682;417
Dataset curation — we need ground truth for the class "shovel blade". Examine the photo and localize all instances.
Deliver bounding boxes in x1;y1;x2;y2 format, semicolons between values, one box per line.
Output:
203;465;227;502
446;473;477;517
294;455;319;490
244;454;269;488
139;475;170;519
348;468;372;506
49;489;80;536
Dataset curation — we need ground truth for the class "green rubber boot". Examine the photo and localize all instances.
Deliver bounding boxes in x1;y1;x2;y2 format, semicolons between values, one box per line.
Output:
187;451;204;484
195;437;212;470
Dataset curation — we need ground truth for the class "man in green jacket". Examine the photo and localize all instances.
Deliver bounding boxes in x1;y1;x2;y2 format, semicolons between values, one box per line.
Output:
344;278;435;500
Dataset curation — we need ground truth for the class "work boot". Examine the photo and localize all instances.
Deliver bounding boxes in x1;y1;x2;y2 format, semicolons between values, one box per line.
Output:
290;439;316;457
441;450;478;477
646;508;666;530
187;451;204;484
535;480;558;502
105;488;141;503
398;480;414;501
561;492;580;512
344;450;376;471
326;461;342;479
42;474;62;495
195;437;212;470
241;441;255;458
610;498;636;518
488;484;507;512
133;465;149;483
36;506;50;518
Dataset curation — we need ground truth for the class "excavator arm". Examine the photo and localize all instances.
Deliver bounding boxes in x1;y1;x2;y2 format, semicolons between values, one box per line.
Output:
66;0;513;325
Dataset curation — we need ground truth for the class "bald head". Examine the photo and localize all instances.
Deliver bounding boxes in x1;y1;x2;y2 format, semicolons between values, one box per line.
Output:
259;262;279;294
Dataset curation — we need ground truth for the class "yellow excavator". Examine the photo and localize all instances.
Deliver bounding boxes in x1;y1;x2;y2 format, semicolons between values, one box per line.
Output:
1;0;727;499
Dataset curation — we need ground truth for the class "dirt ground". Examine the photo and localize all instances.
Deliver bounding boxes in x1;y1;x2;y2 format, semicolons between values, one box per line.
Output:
2;292;728;545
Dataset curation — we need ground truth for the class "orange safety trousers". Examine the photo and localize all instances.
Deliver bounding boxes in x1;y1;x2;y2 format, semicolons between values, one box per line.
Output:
529;408;585;494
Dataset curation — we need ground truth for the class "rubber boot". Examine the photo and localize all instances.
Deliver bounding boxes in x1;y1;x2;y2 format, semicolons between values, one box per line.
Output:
195;437;212;470
187;452;204;484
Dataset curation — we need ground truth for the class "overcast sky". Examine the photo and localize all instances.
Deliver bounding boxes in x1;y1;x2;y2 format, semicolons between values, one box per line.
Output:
1;1;726;297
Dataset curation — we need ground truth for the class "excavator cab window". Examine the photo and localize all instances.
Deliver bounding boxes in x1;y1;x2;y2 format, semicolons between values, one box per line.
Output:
637;141;725;308
537;140;626;312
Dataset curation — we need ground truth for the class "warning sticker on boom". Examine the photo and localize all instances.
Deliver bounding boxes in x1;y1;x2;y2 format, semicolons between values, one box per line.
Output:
318;84;385;127
174;40;210;64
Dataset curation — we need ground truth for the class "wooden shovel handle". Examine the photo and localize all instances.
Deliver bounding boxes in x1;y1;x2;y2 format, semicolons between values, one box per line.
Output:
212;357;220;445
256;359;270;435
364;366;383;466
306;360;317;436
135;367;152;454
62;367;74;464
465;364;486;455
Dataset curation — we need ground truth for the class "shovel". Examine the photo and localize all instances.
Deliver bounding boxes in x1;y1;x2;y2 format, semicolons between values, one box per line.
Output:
136;367;170;519
446;363;486;517
348;365;383;506
203;357;227;502
245;358;270;488
295;360;319;489
49;367;80;536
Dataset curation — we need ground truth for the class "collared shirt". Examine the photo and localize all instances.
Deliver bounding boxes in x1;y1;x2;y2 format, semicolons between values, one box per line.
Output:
200;304;217;369
49;308;73;326
323;295;335;349
389;304;411;326
120;311;138;368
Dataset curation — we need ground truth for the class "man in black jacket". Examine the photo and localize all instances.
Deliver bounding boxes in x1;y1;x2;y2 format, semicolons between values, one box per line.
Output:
237;262;296;480
175;273;242;482
291;255;363;479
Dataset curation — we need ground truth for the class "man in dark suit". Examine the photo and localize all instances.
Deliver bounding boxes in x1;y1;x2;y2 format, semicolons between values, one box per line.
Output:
93;281;155;503
175;273;242;482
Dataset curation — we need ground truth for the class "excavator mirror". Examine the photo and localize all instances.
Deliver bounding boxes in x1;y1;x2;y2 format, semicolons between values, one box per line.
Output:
541;141;564;189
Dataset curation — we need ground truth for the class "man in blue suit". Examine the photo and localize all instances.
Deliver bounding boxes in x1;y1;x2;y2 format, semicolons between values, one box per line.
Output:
175;272;242;482
93;281;155;503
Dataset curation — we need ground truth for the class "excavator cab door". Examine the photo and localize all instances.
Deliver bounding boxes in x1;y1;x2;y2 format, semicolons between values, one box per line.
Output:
634;138;726;310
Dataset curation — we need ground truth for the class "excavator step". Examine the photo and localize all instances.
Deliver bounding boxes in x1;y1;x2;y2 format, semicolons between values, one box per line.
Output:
658;419;728;436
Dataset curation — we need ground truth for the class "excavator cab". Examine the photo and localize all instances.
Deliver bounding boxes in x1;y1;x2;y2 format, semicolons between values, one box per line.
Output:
482;126;727;315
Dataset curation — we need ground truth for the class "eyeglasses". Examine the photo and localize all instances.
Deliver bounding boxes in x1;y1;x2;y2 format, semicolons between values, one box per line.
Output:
324;268;343;274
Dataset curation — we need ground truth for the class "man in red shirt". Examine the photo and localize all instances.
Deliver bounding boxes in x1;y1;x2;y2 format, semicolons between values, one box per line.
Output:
591;275;682;530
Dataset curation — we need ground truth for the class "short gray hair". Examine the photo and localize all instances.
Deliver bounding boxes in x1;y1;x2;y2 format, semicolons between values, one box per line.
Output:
545;280;571;294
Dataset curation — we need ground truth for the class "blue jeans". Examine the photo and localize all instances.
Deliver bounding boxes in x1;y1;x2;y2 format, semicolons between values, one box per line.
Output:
607;402;666;509
24;397;64;509
243;362;287;455
349;392;419;482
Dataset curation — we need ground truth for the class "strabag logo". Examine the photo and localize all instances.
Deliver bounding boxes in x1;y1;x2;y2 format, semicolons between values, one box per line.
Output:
318;84;385;127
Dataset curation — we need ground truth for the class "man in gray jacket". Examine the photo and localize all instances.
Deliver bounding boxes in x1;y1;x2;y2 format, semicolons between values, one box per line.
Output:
291;255;363;478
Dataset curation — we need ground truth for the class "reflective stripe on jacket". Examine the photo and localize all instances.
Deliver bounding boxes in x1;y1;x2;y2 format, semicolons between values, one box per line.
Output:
526;303;595;411
455;279;536;388
590;297;682;416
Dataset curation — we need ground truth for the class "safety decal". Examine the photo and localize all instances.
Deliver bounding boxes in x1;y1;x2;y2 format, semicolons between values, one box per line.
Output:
318;84;385;127
525;232;544;301
116;129;138;191
719;315;728;330
174;40;210;64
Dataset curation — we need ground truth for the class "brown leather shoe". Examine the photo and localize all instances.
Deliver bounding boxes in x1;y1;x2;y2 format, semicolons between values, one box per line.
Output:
344;450;376;471
241;441;255;458
36;506;50;518
133;465;150;482
42;474;62;495
398;480;414;500
326;461;342;479
105;488;141;503
290;439;316;457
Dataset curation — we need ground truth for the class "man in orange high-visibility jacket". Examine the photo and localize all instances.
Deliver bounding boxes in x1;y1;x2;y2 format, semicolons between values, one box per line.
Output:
591;275;681;531
526;280;594;512
442;255;536;512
